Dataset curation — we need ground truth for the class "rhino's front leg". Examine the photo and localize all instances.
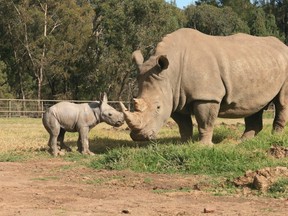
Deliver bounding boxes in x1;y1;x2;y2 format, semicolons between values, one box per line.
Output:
171;112;193;142
192;101;220;145
78;127;95;155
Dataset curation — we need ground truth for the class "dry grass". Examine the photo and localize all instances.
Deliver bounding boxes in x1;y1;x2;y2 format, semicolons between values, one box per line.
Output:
0;116;273;154
0;118;47;152
0;118;131;153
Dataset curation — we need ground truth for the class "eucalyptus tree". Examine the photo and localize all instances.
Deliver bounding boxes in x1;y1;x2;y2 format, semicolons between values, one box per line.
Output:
0;0;30;99
184;4;249;35
0;61;12;98
87;0;186;101
192;0;281;39
0;0;94;100
259;0;288;43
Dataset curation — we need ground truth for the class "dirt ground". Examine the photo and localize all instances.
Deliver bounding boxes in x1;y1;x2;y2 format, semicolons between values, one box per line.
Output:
0;159;287;216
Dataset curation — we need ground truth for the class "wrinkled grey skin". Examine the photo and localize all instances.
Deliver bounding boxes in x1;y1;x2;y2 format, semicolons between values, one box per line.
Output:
120;28;288;145
43;93;124;156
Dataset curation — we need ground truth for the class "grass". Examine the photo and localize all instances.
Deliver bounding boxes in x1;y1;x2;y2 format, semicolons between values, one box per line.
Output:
0;116;287;197
89;134;288;178
267;178;288;198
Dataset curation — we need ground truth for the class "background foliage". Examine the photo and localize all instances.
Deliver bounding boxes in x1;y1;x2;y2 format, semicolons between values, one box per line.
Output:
0;0;287;101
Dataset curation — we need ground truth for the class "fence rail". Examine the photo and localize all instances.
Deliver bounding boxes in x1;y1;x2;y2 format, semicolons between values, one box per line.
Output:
0;99;126;118
0;99;274;118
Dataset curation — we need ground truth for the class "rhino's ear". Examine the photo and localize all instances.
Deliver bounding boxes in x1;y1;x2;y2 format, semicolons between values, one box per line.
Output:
100;92;108;104
157;55;169;71
132;50;144;68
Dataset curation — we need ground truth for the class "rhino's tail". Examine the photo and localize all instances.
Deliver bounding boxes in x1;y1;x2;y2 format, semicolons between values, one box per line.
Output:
42;107;57;133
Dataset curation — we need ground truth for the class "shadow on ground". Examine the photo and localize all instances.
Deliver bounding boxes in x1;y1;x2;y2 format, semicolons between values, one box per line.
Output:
53;132;234;155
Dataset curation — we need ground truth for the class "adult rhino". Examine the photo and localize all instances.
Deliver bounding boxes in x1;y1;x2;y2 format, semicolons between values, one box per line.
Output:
120;28;288;145
43;93;124;156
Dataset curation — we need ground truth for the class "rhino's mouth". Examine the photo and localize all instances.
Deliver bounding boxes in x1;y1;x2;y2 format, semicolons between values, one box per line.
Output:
130;130;156;141
119;101;157;141
114;121;124;127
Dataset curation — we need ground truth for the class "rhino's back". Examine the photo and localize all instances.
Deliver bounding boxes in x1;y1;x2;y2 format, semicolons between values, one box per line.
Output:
156;28;288;117
216;34;288;116
48;102;94;131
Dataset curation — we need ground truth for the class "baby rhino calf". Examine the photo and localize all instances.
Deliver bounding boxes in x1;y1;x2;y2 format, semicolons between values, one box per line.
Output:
42;93;124;156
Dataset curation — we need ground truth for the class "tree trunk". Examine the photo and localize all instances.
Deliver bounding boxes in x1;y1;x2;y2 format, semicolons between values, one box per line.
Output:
37;3;47;114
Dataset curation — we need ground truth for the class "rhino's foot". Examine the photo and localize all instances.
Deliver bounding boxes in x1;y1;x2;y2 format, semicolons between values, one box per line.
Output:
240;131;256;141
60;145;72;152
272;125;284;134
198;137;214;147
48;149;66;157
57;150;66;156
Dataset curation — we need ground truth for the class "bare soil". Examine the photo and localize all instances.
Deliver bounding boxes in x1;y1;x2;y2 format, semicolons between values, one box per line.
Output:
0;159;288;216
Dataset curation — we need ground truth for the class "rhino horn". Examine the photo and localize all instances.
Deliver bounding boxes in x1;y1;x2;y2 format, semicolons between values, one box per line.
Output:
119;101;142;129
132;50;144;68
119;101;129;112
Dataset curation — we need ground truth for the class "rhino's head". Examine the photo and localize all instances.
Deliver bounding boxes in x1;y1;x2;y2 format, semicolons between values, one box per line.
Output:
120;50;173;141
99;93;124;127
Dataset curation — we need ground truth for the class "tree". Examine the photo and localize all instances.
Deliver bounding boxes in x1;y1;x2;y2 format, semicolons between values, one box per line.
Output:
191;0;281;39
195;0;220;6
259;0;288;43
87;0;185;101
0;0;186;101
0;61;13;98
0;0;30;99
185;4;249;35
249;7;274;36
0;0;94;100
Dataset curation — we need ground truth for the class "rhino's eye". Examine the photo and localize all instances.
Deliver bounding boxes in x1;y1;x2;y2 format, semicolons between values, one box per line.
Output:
157;105;160;110
108;113;112;117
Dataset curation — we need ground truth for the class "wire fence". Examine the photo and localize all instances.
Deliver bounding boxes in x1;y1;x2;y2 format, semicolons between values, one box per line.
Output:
0;99;127;118
0;99;274;119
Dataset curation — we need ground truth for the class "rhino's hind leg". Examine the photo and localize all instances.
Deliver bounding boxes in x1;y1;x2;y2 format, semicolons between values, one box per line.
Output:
77;135;82;153
273;99;288;134
241;109;263;140
171;112;193;142
47;135;59;156
42;111;63;156
193;101;220;145
58;128;72;152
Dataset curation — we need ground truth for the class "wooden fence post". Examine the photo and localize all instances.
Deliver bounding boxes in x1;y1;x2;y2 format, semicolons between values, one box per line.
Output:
8;100;11;118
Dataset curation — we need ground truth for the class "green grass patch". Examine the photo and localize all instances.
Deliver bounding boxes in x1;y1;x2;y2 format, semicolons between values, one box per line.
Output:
89;141;283;178
89;124;288;179
0;152;27;162
268;178;288;198
0;149;51;162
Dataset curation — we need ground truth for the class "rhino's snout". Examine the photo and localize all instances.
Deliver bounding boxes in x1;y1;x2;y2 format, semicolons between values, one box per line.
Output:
114;120;124;127
114;112;125;127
